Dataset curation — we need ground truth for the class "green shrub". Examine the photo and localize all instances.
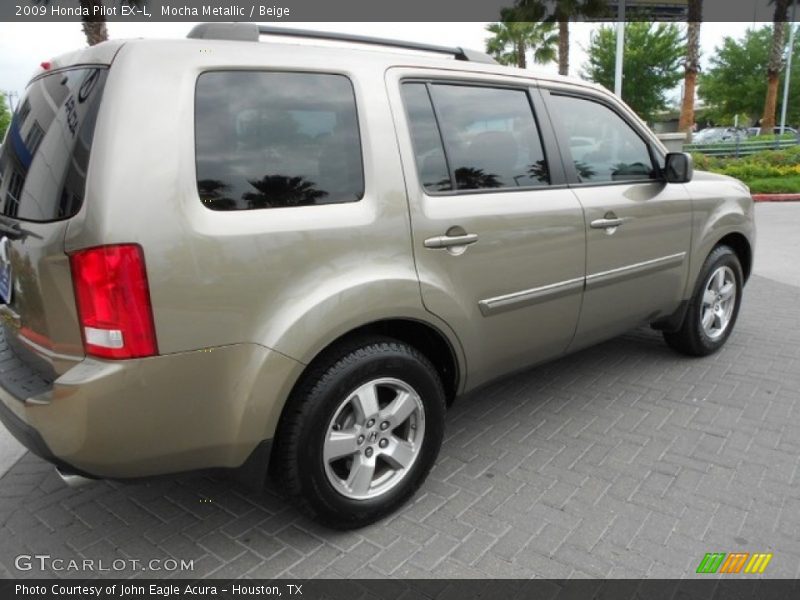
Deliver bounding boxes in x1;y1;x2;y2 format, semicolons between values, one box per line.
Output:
718;164;784;180
691;144;800;192
743;133;798;143
747;175;800;194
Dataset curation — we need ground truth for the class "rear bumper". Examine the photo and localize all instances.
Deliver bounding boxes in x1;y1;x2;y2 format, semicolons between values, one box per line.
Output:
0;338;302;479
0;391;61;464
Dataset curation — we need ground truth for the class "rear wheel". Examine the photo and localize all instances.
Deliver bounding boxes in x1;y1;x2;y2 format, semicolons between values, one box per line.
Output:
271;337;446;528
663;245;743;356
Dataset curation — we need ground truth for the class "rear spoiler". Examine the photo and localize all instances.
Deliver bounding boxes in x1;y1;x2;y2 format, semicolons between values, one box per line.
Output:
29;40;127;85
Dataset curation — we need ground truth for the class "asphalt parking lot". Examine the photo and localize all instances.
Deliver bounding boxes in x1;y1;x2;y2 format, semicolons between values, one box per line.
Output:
0;203;798;579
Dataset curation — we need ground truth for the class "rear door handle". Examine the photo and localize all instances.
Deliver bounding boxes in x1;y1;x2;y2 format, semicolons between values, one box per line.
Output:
424;233;479;249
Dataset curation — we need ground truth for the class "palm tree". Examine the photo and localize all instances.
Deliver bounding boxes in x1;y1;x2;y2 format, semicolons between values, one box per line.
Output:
553;0;584;76
35;0;144;46
243;175;328;209
511;0;609;76
761;0;791;133
678;0;703;136
486;21;558;68
80;0;108;46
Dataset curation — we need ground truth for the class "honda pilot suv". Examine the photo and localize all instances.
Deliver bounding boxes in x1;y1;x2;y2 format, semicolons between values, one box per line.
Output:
0;23;755;528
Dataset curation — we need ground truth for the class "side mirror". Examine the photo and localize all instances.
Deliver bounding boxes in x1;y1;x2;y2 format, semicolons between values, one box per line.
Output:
664;152;693;184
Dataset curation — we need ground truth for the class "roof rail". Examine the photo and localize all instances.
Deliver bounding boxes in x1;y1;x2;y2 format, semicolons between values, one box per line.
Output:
186;23;498;65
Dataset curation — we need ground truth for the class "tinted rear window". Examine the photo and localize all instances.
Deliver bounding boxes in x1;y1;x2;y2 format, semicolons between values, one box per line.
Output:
401;82;550;193
195;71;364;211
0;68;107;222
429;84;550;190
401;83;452;193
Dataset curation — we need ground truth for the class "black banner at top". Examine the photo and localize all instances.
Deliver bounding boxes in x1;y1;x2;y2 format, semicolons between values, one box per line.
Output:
2;0;800;23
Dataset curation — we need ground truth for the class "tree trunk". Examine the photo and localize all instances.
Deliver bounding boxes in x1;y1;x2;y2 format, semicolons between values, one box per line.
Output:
517;40;527;69
761;3;789;133
678;70;698;136
80;0;108;46
81;21;108;46
558;19;569;76
761;72;781;133
678;16;701;136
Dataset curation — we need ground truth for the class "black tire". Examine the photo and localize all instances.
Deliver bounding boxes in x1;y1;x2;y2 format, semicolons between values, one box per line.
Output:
270;336;446;529
663;245;744;357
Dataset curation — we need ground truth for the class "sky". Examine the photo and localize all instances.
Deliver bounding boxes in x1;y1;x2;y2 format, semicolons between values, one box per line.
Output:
0;21;758;109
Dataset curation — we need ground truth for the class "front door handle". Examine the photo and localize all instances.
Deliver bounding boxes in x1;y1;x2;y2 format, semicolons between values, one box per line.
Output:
590;218;624;230
424;233;479;249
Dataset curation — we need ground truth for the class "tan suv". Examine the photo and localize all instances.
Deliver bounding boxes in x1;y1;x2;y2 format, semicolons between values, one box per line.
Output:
0;24;754;528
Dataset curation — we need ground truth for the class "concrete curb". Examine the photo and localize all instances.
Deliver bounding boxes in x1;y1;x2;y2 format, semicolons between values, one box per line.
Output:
752;193;800;202
0;428;26;479
0;447;26;480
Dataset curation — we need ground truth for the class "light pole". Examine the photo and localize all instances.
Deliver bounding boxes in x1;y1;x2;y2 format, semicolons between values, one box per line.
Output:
779;1;797;135
614;0;626;97
2;90;18;112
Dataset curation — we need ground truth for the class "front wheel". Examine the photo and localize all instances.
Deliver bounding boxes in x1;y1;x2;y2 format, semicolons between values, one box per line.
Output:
663;245;744;356
271;337;446;528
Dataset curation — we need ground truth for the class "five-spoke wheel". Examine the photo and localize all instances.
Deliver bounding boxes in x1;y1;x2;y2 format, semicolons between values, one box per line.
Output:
323;378;425;500
271;337;445;528
663;244;743;356
700;265;737;340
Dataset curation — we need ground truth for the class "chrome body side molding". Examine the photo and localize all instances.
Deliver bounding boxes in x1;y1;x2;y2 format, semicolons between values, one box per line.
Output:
478;252;687;316
478;277;584;316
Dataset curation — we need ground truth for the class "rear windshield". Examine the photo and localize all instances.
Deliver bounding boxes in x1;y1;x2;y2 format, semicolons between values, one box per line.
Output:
0;67;107;222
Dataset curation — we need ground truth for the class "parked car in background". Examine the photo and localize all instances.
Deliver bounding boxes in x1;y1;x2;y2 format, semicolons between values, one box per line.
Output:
692;127;747;144
0;23;756;528
746;126;800;139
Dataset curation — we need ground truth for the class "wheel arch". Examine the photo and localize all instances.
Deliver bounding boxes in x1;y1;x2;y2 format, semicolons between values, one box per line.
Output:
688;195;755;301
261;315;464;459
292;318;462;406
337;319;459;403
264;317;461;490
715;232;752;283
655;227;752;334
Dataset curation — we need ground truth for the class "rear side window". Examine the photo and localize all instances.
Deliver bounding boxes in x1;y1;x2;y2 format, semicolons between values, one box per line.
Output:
401;84;451;193
195;72;364;211
402;82;550;193
548;94;656;183
0;68;107;222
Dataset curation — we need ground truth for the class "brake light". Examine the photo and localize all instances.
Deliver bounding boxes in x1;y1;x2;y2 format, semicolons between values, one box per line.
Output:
70;244;158;359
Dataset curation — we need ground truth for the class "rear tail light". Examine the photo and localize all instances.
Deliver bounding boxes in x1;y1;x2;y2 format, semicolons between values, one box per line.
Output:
70;244;158;360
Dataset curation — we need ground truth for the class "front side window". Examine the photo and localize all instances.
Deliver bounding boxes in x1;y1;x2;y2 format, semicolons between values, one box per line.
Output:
195;71;364;211
402;82;549;192
549;94;656;183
